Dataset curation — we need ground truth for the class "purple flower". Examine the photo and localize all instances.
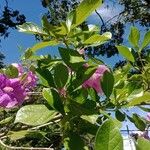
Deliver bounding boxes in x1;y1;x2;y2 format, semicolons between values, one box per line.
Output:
0;74;26;108
82;65;109;94
12;63;38;90
24;71;38;90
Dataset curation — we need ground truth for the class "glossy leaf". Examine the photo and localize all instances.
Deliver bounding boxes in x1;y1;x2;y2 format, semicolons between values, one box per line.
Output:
136;137;150;150
59;47;85;70
115;110;125;122
128;26;140;48
81;114;99;124
84;32;112;46
17;22;47;35
42;15;58;36
42;88;64;114
140;30;150;51
7;130;45;141
116;45;135;62
54;63;69;88
71;0;103;28
15;105;56;126
31;40;59;52
95;119;123;150
70;65;97;91
36;68;55;87
132;113;146;131
66;10;74;32
127;92;150;106
101;71;114;98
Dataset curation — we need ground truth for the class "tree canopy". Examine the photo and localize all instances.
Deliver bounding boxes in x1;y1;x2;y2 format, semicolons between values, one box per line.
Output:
41;0;150;58
0;0;149;68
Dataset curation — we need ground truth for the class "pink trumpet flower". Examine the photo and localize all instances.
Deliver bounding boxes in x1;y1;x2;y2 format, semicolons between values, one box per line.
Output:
82;65;109;94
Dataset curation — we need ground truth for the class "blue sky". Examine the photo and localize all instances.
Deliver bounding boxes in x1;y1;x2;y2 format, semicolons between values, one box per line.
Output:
0;0;51;64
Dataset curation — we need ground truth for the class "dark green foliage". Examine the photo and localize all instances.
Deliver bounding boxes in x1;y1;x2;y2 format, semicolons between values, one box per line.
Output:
0;1;26;39
41;0;150;61
41;0;79;26
0;51;5;68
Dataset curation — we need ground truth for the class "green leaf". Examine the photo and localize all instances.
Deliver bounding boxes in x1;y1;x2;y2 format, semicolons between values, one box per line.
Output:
78;118;99;135
36;68;55;87
42;15;68;36
139;106;150;112
70;65;97;91
42;15;58;36
5;65;19;78
116;45;135;62
7;130;45;141
136;137;150;150
64;132;87;150
128;26;140;48
101;71;114;98
42;88;64;114
54;63;69;88
65;99;97;116
17;22;48;36
140;30;150;51
15;105;56;126
95;119;123;150
30;40;59;52
132;113;146;131
66;11;74;32
59;47;85;70
8;130;29;141
88;55;104;65
23;48;34;59
71;0;103;28
0;116;13;125
115;110;125;122
81;114;99;124
57;22;68;35
84;32;112;46
127;92;150;106
88;88;99;102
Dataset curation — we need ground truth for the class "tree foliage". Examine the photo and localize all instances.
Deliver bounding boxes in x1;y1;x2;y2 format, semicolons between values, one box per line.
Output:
0;0;26;39
0;52;5;68
41;0;150;58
